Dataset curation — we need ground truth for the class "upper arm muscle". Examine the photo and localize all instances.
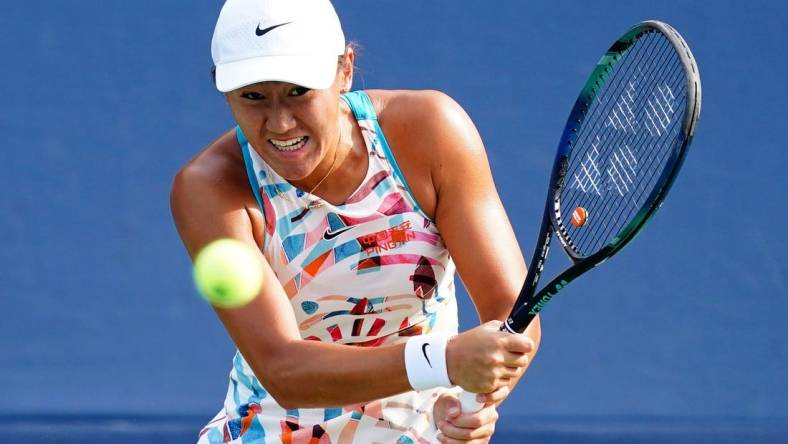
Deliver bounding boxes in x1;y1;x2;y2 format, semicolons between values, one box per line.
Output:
169;139;303;395
381;90;527;322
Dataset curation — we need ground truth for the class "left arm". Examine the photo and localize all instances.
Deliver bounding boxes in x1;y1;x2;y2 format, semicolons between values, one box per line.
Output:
389;90;541;384
428;90;540;406
379;90;541;442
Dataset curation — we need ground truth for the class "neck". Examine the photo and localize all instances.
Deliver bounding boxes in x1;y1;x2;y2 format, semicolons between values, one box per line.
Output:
304;129;344;196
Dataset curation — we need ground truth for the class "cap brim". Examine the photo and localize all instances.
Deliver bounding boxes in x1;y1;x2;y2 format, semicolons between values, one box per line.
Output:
215;55;339;93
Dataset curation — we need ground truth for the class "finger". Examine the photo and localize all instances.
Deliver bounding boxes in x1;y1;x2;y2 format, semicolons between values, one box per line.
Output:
477;385;510;405
502;365;525;379
439;434;492;444
495;364;520;381
447;404;499;429
503;351;530;368
438;433;491;444
503;335;535;353
438;419;494;441
433;393;455;425
443;395;461;419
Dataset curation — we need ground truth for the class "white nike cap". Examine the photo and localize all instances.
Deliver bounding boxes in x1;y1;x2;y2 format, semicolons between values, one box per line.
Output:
211;0;346;93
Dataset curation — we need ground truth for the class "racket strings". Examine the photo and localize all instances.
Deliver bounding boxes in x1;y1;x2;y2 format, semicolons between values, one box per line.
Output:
567;42;686;253
563;33;676;196
579;53;686;234
560;34;667;212
568;53;686;253
587;116;684;249
562;33;670;201
573;64;686;250
558;31;689;256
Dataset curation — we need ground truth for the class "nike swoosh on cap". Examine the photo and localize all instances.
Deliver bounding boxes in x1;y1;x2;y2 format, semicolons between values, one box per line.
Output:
255;21;292;37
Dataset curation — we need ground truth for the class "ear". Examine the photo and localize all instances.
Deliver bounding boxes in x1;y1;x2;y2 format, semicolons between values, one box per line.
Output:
339;46;355;93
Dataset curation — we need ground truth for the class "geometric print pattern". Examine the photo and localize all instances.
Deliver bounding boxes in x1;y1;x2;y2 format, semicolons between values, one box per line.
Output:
197;91;459;443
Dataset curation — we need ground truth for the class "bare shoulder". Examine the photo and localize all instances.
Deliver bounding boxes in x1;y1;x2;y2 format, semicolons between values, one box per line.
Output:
371;89;485;166
171;129;247;204
370;89;476;136
364;89;487;216
170;129;263;256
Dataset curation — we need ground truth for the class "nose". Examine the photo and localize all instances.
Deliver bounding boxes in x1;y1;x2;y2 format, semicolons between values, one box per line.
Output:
265;103;297;134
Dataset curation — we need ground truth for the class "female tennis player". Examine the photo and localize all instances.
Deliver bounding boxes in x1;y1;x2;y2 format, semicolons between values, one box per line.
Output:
171;0;541;442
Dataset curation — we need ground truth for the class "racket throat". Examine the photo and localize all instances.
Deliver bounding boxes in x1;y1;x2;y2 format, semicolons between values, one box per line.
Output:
527;279;568;316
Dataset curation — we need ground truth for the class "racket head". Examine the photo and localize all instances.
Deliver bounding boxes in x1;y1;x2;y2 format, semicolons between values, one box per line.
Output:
548;20;701;262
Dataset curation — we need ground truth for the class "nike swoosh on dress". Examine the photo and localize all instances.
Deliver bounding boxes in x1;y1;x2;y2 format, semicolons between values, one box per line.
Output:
323;226;354;240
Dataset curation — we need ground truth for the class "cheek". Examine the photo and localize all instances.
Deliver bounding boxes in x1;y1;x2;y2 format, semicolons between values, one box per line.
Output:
230;106;265;135
233;103;259;122
305;98;339;130
227;101;250;126
288;104;329;137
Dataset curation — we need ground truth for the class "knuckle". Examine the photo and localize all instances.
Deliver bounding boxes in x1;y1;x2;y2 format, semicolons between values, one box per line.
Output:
468;416;484;428
483;355;499;367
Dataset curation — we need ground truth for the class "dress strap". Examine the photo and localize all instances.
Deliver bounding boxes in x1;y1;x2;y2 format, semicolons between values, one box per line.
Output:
237;126;266;224
341;91;428;219
340;90;379;121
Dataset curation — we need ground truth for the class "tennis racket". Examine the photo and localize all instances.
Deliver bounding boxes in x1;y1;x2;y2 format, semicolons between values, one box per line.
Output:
460;20;702;412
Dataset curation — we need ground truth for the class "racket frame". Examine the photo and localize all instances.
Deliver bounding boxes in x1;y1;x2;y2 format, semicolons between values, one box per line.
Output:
504;20;701;333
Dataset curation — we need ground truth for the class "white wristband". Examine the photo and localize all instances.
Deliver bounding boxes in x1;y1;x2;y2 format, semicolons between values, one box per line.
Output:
404;333;454;390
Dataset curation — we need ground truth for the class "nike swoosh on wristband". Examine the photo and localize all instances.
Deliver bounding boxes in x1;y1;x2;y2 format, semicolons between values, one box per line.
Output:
255;21;292;37
323;226;354;240
421;343;433;368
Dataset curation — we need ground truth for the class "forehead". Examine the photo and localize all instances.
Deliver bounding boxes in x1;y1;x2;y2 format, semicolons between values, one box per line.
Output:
239;81;305;90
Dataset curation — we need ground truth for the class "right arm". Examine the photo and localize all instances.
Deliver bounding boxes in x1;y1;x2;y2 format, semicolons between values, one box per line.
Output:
170;134;530;408
170;137;412;409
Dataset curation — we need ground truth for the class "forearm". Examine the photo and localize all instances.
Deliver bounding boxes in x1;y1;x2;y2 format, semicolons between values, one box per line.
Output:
240;338;412;409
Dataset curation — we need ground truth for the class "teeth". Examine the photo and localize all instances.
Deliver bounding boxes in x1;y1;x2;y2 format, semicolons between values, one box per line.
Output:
270;136;307;151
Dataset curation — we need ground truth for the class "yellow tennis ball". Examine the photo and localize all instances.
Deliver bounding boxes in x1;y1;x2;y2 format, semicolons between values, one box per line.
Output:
193;239;263;308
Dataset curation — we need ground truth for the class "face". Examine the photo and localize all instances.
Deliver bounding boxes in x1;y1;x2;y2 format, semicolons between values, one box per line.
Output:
225;51;354;187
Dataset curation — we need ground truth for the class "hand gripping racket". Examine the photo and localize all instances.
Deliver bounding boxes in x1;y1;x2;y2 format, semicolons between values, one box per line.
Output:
460;20;702;412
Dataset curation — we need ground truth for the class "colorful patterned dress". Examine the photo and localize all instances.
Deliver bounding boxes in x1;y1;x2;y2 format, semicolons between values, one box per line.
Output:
198;91;459;444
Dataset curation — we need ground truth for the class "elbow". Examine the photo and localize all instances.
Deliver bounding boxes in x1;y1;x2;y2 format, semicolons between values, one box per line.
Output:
247;348;314;409
269;391;300;411
264;366;321;409
264;373;300;410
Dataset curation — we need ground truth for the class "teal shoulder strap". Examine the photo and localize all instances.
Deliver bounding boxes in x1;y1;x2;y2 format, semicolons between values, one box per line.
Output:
340;91;427;218
236;126;265;213
340;90;378;121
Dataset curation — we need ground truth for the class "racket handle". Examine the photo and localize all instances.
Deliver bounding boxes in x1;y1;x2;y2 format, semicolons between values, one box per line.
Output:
459;390;484;412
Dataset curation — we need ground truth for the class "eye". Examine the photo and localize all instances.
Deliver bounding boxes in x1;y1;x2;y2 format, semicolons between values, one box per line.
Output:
289;86;311;97
240;91;265;101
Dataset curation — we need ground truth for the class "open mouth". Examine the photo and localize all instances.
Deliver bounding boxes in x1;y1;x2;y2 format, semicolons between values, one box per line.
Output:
270;136;308;152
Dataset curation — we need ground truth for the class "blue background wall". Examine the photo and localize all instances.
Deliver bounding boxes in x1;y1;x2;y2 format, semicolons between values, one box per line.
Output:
1;0;786;429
